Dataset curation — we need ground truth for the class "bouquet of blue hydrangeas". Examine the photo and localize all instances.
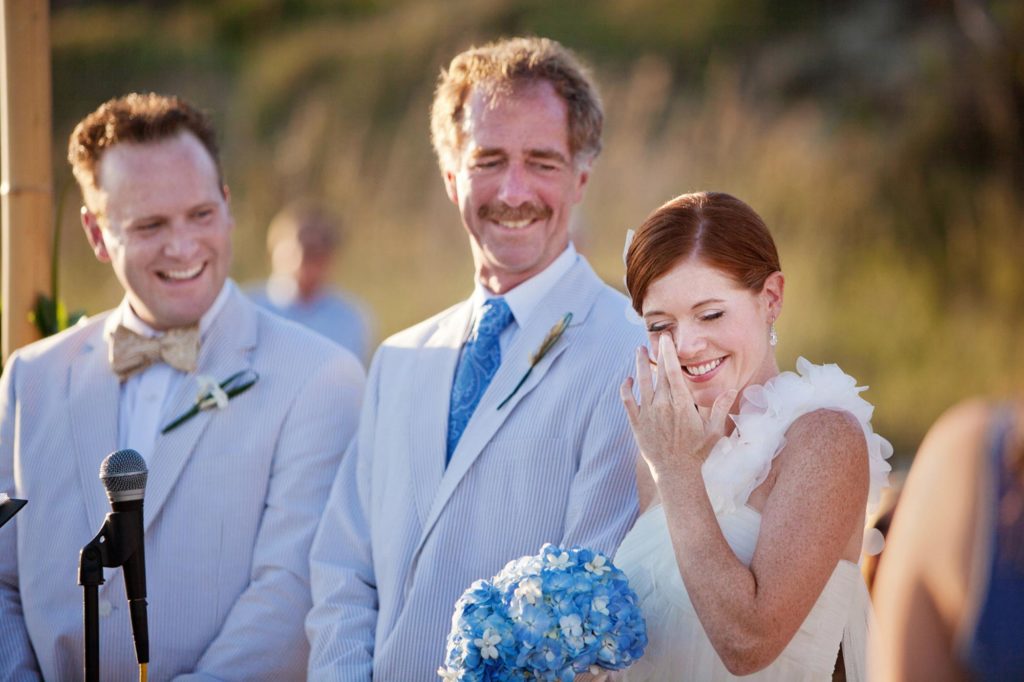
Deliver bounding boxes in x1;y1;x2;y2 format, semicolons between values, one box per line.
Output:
439;544;647;681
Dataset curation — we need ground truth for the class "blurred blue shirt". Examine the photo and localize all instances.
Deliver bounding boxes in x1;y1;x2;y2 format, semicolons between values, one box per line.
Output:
247;276;373;364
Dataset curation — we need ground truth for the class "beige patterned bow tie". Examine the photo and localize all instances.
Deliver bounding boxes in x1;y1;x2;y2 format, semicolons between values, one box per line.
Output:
108;324;200;381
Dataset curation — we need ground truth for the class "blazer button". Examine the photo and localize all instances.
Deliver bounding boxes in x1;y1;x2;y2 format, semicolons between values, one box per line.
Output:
99;600;113;617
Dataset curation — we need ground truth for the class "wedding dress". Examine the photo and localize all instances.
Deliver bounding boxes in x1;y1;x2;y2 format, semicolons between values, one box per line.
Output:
615;358;892;681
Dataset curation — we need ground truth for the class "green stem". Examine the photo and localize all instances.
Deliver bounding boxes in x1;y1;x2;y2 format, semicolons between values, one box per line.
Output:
497;366;533;410
161;406;200;434
160;371;259;434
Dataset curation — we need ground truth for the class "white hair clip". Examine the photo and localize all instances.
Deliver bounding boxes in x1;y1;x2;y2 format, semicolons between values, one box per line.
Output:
621;229;635;266
621;229;643;325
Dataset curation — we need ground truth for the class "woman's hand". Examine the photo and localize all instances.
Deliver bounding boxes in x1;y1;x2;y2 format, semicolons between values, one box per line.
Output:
575;667;628;681
620;333;736;479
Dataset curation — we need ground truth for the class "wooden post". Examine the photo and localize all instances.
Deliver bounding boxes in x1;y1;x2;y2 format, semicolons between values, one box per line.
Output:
0;0;52;362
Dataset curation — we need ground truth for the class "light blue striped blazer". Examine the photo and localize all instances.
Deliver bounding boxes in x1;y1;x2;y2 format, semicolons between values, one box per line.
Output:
307;257;644;681
0;286;365;681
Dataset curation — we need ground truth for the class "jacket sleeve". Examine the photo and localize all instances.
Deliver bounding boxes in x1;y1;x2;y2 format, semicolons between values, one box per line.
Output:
304;350;382;682
0;353;44;680
560;336;641;556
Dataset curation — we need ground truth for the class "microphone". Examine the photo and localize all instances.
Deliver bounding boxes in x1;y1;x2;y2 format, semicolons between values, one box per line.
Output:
99;449;149;666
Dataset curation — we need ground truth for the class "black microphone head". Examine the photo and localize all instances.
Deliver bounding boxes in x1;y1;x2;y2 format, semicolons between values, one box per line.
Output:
99;449;148;503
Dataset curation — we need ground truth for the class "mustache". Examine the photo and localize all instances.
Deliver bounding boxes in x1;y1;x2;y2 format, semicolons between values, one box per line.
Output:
478;202;553;223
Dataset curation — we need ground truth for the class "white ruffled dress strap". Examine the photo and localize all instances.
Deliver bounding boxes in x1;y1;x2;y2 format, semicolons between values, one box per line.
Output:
701;356;894;517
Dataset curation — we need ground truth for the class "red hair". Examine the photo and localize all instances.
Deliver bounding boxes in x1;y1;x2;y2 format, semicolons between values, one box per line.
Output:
625;192;781;314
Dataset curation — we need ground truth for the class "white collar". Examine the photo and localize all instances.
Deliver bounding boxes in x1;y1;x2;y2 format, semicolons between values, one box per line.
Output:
470;243;577;328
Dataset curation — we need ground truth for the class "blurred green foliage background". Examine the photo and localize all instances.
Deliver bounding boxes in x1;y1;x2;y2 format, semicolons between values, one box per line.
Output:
45;0;1024;460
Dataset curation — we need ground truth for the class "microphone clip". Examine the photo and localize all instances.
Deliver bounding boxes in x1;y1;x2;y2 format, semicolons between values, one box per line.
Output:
78;510;144;588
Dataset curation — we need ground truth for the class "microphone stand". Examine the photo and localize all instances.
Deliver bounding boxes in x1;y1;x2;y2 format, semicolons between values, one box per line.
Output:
78;510;146;682
78;535;104;682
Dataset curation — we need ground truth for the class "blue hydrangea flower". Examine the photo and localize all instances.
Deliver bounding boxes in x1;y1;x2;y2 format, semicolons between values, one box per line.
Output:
440;544;647;680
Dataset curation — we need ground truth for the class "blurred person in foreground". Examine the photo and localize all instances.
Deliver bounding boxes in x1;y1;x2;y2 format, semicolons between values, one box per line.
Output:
608;192;892;680
871;399;1024;680
306;36;645;680
247;200;374;363
0;93;365;680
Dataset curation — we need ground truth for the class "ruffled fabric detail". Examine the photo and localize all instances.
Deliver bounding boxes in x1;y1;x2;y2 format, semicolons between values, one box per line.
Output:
702;357;893;516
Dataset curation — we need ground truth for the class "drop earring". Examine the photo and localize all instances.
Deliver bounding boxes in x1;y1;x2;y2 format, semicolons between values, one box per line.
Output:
769;322;778;347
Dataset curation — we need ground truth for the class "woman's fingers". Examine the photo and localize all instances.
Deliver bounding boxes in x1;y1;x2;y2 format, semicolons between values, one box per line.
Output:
574;673;608;682
626;337;739;467
658;333;687;401
655;333;679;402
708;388;739;438
634;345;654;407
657;332;698;416
619;377;641;428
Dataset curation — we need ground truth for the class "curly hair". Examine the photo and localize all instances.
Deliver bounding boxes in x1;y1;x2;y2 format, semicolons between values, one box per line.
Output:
68;92;222;201
430;36;603;172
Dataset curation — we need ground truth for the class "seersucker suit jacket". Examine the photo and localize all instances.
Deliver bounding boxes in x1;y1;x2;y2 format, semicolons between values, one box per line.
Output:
306;256;645;681
0;284;365;681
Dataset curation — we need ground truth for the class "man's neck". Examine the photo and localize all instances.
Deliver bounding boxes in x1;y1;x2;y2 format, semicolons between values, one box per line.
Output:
471;244;577;329
119;280;232;338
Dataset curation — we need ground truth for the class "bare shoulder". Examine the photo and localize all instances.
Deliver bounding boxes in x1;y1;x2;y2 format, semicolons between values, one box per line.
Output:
747;408;868;517
892;398;993;562
782;408;868;473
914;398;991;477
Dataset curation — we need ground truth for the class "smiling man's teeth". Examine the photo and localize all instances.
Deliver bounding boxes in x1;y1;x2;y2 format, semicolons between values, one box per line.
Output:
163;264;203;280
498;219;532;229
685;358;723;376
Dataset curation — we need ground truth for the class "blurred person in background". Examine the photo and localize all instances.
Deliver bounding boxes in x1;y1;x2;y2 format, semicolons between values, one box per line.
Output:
306;36;645;680
0;93;364;680
871;399;1024;680
248;200;374;364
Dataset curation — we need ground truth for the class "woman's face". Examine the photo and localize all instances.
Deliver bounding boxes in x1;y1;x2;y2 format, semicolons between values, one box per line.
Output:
641;257;783;410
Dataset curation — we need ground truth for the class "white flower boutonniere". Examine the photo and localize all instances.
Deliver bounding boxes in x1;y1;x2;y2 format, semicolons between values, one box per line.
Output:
497;312;572;410
161;369;259;434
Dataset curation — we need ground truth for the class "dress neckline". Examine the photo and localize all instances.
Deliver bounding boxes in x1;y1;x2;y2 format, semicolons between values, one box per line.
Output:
700;357;893;516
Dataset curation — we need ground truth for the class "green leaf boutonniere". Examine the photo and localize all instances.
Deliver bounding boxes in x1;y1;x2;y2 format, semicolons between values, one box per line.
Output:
497;312;573;410
161;369;259;434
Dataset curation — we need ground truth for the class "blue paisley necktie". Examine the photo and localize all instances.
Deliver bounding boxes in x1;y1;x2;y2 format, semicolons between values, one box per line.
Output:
446;298;513;464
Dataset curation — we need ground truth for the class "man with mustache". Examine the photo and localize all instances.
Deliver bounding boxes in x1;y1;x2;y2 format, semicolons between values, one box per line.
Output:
307;37;645;680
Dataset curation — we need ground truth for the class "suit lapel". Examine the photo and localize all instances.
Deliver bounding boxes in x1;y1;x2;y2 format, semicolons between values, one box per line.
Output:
407;302;472;527
143;288;257;533
70;319;122;536
418;259;605;547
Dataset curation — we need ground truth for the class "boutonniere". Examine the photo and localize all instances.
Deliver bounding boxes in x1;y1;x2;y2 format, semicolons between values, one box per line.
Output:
497;312;572;410
161;369;259;434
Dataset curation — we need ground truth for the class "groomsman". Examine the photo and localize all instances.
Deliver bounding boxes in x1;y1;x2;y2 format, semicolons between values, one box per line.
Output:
307;36;644;680
0;93;365;680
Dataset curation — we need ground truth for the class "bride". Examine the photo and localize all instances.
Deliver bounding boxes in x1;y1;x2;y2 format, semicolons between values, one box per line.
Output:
599;192;891;681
